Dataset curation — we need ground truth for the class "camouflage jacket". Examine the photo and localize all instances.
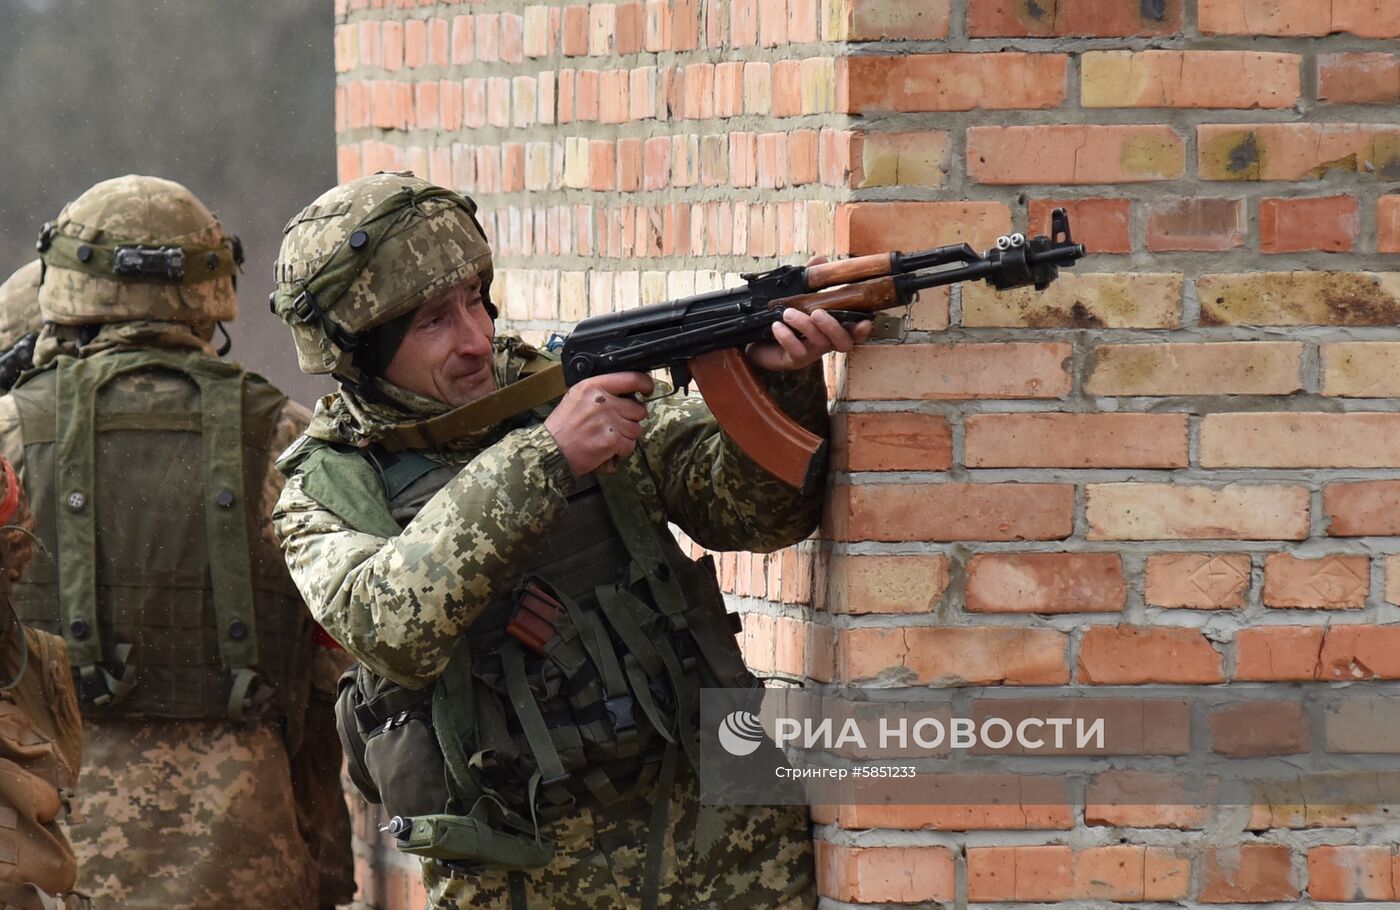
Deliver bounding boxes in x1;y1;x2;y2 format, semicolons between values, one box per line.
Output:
274;336;829;689
0;323;353;909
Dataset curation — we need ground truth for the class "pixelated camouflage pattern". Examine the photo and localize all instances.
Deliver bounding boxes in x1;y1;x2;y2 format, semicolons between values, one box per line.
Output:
275;336;827;690
273;173;492;377
426;770;815;910
38;175;237;327
0;327;353;908
67;718;316;908
0;260;42;352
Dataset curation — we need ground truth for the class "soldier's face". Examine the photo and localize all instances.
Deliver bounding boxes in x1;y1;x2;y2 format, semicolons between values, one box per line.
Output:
382;276;497;407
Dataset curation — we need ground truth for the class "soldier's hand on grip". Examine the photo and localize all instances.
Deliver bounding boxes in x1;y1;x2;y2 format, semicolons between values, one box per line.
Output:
544;371;654;475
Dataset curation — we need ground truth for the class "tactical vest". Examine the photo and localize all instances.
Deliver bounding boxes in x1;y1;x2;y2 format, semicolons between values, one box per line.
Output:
0;623;85;908
10;350;312;729
290;430;752;883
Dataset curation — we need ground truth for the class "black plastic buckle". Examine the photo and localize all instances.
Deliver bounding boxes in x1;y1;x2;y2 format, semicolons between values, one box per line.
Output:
291;290;319;324
230;235;245;267
605;695;637;731
113;245;186;281
35;222;55;254
77;670;109;704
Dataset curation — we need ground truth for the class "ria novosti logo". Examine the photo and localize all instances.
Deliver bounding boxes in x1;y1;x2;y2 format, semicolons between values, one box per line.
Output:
717;709;765;756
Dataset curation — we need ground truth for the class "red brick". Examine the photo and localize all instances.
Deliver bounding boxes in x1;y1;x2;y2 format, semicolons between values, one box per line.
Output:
1029;199;1129;254
844;0;951;40
336;145;361;183
837;201;1010;254
829;483;1074;543
1326;480;1400;536
1235;626;1325;681
499;13;523;63
358;20;382;67
1146;554;1251;609
832;412;951;472
644;0;671;51
1237;625;1400;681
403;18;426;67
1260;196;1359;253
1209;701;1309;757
1087;483;1310;541
1085;771;1209;829
1146;198;1245;252
965;413;1187;469
1263;554;1369;609
969;125;1185;184
1083;50;1300;109
730;0;757;46
561;4;588;55
1088;342;1301;396
475;13;499;62
966;553;1124;614
1079;626;1224;684
1308;846;1398;901
838;627;1070;685
1382;196;1400;253
838;53;1066;113
450;15;472;64
758;0;787;46
968;0;1181;36
789;130;818;186
1198;123;1400;182
1200;0;1400;38
825;781;1072;831
770;60;802;117
816;843;955;903
968;846;1072;901
413;81;439;128
788;0;817;43
618;1;644;52
845;343;1071;401
1318;53;1400;104
820;554;949;615
380;20;404;71
1203;413;1400;468
1201;845;1298;903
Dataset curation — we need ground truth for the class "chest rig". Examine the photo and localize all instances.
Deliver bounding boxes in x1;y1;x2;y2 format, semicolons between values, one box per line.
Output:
10;350;312;729
315;432;752;907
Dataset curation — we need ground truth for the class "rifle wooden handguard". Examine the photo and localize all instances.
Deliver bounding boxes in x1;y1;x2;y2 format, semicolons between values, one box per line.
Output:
686;347;827;492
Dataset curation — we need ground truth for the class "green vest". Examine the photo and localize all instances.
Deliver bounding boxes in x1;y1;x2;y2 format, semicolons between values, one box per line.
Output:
10;349;313;729
285;426;752;875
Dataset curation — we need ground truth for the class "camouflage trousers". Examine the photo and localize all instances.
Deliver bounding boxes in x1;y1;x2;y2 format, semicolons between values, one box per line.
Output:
424;768;815;909
68;718;319;909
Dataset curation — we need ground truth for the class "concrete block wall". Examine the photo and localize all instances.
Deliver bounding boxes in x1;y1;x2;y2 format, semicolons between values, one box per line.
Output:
332;0;1400;905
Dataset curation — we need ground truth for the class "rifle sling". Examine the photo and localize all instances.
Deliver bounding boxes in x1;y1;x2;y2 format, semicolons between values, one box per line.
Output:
380;363;567;452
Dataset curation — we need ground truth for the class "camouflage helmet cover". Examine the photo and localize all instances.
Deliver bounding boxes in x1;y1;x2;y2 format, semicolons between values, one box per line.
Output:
36;175;240;327
271;172;493;379
0;260;42;351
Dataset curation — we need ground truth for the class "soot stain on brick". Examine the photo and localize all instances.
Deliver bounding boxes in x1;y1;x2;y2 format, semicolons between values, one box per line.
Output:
1379;153;1400;180
1023;0;1048;20
1021;301;1106;329
1228;133;1260;174
1324;291;1400;326
1140;0;1168;22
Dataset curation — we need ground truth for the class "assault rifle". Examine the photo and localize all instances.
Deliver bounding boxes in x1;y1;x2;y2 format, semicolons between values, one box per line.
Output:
559;209;1085;490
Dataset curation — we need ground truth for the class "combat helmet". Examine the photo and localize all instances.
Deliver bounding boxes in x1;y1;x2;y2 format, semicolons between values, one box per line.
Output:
35;176;242;329
272;172;494;384
0;260;42;352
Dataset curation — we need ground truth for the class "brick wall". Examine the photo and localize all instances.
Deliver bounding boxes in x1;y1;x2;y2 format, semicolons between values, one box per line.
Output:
332;0;1400;906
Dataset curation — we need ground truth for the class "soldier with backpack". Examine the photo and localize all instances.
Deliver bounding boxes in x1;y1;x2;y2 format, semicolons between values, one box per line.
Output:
0;175;352;908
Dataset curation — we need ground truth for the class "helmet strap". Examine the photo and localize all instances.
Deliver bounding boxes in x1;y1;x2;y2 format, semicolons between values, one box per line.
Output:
215;322;233;357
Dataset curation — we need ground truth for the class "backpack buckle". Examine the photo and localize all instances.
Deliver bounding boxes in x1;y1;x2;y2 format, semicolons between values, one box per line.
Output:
605;695;637;732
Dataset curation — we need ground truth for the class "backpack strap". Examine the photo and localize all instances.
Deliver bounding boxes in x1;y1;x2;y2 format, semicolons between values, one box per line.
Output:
52;350;260;712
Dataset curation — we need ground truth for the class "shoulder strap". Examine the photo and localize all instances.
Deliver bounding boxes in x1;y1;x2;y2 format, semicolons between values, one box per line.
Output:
52;350;259;693
380;362;566;453
594;471;690;618
377;450;444;501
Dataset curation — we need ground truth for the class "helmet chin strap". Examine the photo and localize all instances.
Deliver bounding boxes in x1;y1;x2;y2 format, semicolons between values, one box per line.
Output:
215;322;233;356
